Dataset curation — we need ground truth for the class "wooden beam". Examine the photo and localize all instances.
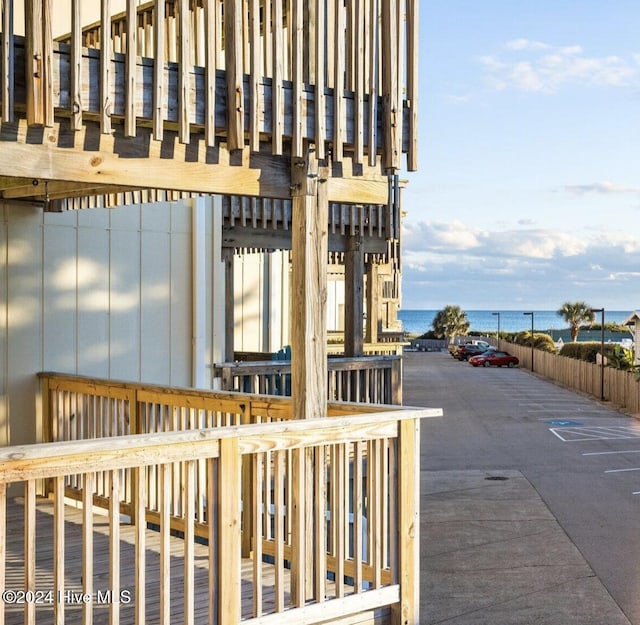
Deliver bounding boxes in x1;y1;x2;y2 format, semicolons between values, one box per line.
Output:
291;145;329;420
0;121;390;203
344;234;364;357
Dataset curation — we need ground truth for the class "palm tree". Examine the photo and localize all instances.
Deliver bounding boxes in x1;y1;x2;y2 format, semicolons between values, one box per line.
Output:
557;301;595;342
432;305;470;344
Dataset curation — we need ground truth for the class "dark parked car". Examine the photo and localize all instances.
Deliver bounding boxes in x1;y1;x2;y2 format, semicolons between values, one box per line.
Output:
469;350;519;368
455;342;492;361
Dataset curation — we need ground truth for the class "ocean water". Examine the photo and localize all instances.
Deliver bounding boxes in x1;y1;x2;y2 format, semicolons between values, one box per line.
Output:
398;309;633;336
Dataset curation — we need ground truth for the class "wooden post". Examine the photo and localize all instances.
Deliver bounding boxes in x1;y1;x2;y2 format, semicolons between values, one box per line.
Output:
345;234;364;357
365;261;380;344
290;144;329;421
393;418;420;625
218;438;241;625
223;248;235;365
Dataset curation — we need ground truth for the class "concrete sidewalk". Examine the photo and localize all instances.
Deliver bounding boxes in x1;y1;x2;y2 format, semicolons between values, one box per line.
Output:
421;470;631;625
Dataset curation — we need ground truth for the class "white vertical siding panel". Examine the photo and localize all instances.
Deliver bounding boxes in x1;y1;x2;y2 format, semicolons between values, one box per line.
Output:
140;228;172;384
109;206;141;381
169;203;191;387
6;206;43;445
42;214;78;374
76;225;110;378
170;231;191;387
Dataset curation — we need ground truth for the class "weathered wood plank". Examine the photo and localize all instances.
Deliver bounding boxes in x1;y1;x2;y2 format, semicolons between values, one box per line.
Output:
291;146;329;420
101;0;112;134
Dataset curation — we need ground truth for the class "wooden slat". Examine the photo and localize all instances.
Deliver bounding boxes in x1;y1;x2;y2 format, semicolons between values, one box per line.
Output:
225;0;244;151
253;453;264;617
69;0;82;130
153;0;165;140
135;467;146;625
314;447;327;602
0;484;3;625
160;463;171;625
184;460;196;625
125;0;137;137
42;0;54;127
54;476;65;625
205;0;218;147
354;0;365;164
274;450;285;612
333;0;345;162
109;470;121;625
290;448;305;606
368;0;379;166
291;0;304;158
101;0;112;134
25;0;44;126
1;0;14;122
406;0;418;170
24;481;36;625
83;473;95;625
271;0;284;155
315;0;326;160
178;0;191;143
381;0;399;170
248;0;261;151
353;442;363;591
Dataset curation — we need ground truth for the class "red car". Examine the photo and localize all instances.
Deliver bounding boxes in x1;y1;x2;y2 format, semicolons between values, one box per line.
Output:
469;350;519;368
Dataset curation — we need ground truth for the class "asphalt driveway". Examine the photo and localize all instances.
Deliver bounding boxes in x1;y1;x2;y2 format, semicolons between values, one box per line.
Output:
407;350;640;624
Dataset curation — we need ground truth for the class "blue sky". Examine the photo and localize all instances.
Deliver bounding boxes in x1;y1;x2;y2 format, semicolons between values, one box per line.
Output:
401;1;640;311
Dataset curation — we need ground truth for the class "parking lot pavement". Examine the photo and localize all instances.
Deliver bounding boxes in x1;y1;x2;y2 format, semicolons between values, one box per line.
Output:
408;351;636;625
422;470;631;625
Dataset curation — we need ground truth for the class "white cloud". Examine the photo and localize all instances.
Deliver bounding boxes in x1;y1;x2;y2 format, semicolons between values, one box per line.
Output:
480;41;638;93
504;39;550;52
565;181;640;195
401;220;640;309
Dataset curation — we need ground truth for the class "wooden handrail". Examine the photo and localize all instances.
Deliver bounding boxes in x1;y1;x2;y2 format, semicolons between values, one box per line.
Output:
2;382;440;625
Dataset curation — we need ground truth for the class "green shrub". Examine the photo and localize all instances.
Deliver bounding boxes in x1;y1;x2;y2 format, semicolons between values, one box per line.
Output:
560;342;623;364
513;332;556;352
533;333;557;353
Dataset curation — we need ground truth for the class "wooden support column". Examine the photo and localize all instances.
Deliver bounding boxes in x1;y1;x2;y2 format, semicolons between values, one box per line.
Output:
291;144;329;420
365;261;380;344
344;234;364;357
223;248;235;370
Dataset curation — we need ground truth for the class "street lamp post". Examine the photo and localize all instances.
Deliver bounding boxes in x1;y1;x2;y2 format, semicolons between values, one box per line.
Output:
523;312;534;372
590;307;605;401
492;312;501;348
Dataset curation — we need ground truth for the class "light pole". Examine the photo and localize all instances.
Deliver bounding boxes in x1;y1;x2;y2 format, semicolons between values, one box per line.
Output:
523;312;534;372
590;307;605;401
492;312;501;348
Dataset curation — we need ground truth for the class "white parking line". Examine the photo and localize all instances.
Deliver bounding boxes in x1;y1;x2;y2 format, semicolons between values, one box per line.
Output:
605;468;640;474
550;426;640;442
583;450;640;456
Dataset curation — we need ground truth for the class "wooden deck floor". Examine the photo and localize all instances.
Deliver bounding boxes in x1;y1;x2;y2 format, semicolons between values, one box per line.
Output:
3;496;289;625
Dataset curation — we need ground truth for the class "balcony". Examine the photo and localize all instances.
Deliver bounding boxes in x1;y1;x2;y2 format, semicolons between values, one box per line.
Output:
0;374;441;625
0;0;418;208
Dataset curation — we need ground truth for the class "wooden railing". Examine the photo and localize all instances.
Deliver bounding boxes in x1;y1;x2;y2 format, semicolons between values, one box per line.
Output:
1;0;417;170
216;356;403;404
501;341;640;414
1;373;441;624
